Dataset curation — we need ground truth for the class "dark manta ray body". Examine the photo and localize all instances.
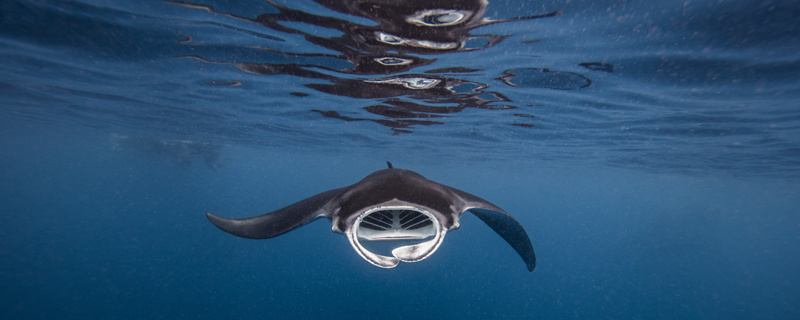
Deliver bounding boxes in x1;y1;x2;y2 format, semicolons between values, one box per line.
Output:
207;162;536;271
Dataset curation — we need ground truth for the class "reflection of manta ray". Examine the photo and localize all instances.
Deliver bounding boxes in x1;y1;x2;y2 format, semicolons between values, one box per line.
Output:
172;0;561;74
207;162;536;271
110;134;223;169
170;0;565;133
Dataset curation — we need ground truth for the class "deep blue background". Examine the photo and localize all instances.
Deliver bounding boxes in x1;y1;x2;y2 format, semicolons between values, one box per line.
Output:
2;0;799;319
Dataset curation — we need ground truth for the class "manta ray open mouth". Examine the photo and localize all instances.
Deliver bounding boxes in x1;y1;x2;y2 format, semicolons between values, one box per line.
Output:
357;209;435;240
348;206;447;268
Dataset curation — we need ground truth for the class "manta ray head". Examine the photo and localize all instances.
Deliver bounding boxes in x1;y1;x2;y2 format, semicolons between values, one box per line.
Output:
346;206;447;268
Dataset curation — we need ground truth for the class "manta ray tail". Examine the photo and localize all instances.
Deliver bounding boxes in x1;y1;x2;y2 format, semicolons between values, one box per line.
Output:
206;188;344;239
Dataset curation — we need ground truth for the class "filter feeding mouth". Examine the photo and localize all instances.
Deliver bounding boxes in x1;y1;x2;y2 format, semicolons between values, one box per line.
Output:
358;209;435;240
347;206;447;268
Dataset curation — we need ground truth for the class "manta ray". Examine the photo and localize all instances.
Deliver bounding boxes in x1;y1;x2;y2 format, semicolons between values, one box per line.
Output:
206;162;536;271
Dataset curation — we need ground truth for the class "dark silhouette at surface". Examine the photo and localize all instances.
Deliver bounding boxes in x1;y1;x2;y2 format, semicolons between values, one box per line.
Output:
111;134;223;169
498;68;592;90
579;62;614;73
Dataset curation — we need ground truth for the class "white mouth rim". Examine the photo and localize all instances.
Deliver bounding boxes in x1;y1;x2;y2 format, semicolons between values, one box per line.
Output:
347;206;447;268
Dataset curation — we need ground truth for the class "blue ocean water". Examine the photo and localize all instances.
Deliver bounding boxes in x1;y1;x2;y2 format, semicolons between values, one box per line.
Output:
1;0;799;319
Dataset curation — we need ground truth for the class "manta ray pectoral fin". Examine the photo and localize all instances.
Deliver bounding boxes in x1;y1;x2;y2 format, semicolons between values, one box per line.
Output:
206;188;345;239
467;208;537;272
